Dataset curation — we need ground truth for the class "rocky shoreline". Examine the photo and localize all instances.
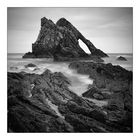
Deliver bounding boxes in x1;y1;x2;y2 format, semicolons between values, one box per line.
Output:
8;61;132;132
8;17;132;133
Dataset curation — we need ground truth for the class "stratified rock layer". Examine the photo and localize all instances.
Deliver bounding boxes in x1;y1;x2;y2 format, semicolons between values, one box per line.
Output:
23;17;108;59
8;62;132;132
69;62;133;132
56;18;108;57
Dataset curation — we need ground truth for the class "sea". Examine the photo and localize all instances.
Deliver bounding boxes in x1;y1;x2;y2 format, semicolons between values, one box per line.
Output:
103;53;133;71
7;53;133;96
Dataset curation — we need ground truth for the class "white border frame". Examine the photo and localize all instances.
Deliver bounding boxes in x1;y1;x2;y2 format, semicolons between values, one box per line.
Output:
1;0;139;140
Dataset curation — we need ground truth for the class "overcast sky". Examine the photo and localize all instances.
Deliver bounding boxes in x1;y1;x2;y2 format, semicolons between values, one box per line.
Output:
7;7;133;53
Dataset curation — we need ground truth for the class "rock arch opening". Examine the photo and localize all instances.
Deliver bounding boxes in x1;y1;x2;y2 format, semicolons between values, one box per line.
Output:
78;39;91;54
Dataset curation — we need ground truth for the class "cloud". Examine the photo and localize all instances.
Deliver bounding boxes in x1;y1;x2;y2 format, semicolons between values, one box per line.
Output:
7;7;133;53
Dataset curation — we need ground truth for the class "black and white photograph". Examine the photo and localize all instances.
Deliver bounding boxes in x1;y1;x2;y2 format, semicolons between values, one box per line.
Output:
7;7;133;133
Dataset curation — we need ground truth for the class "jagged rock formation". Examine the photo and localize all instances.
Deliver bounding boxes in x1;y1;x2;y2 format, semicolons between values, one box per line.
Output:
23;17;108;59
117;56;127;61
8;70;108;132
56;18;108;57
8;62;132;132
69;61;132;132
69;62;132;91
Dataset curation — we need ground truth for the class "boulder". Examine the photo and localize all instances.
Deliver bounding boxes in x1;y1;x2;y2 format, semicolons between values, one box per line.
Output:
25;63;37;68
10;66;18;70
117;56;127;61
83;87;104;100
22;52;36;58
82;86;110;100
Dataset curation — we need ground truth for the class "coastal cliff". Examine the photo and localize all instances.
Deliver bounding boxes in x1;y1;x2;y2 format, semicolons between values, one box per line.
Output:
23;17;108;60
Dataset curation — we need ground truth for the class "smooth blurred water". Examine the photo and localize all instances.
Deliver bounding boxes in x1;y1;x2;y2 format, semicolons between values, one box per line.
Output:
103;53;133;71
7;53;132;95
7;53;93;95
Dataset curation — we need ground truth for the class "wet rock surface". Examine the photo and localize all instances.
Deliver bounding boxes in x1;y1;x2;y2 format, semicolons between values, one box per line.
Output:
8;61;132;132
69;62;132;90
69;61;133;132
25;63;37;68
23;17;108;60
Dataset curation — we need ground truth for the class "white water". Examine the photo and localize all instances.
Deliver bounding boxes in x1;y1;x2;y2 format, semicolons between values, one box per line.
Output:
8;53;132;107
8;53;93;95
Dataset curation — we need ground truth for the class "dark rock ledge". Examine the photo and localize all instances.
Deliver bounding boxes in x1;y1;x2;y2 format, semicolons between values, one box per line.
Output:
69;61;133;132
8;61;132;132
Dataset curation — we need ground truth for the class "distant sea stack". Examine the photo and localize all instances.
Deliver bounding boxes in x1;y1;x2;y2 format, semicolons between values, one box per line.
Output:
23;17;108;60
117;56;127;61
